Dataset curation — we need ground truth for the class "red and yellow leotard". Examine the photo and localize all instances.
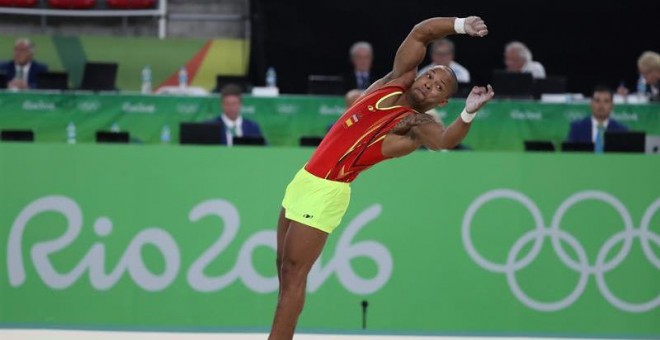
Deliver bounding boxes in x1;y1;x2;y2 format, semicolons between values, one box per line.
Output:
282;85;414;233
306;85;414;183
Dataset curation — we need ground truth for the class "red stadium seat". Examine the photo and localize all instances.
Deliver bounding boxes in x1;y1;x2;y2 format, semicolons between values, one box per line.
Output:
106;0;155;9
47;0;96;9
0;0;38;7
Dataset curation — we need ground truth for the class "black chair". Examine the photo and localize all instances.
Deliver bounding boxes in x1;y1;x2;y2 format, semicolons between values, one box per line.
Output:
533;75;567;99
234;136;266;146
308;75;345;95
214;75;250;93
605;131;646;153
1;129;34;142
561;142;594;152
37;72;69;90
80;62;118;91
492;70;534;99
299;136;323;147
96;131;129;144
179;122;223;145
524;140;555;152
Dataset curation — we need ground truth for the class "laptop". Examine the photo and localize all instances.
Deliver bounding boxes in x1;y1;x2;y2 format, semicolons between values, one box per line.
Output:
299;136;323;147
604;131;646;153
308;75;345;95
179;122;223;145
96;131;129;143
524;140;555;152
37;72;69;90
1;129;34;142
561;142;595;152
234;136;266;146
533;75;567;99
80;62;118;91
492;70;534;99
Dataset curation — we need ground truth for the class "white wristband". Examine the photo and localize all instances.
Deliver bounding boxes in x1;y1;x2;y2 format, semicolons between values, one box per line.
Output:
454;18;466;34
460;108;476;123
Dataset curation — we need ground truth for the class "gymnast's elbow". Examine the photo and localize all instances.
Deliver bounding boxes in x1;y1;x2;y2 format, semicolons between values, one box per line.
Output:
423;138;446;151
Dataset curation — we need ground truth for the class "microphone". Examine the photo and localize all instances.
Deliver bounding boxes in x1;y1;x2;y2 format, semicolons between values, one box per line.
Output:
361;300;369;330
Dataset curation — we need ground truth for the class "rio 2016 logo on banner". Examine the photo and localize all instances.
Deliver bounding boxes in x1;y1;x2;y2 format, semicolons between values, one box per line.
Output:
7;196;393;295
462;189;660;313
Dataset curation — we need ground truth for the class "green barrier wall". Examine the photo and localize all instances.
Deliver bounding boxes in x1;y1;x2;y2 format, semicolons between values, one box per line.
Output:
0;144;658;338
1;92;659;150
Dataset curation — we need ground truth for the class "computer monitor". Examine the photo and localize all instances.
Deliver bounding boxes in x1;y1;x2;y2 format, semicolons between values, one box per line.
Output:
524;140;555;152
604;131;646;153
561;142;595;152
299;136;323;147
455;82;473;98
80;62;118;91
234;136;266;146
533;75;567;99
492;70;534;98
308;75;345;95
37;72;69;90
179;122;223;145
1;129;34;142
96;131;129;143
215;75;250;93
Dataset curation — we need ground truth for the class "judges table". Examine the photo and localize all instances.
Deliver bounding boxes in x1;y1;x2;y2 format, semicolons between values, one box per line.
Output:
0;90;659;150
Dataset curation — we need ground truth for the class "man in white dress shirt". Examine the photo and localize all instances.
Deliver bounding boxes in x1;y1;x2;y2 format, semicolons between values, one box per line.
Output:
211;84;265;146
567;85;628;152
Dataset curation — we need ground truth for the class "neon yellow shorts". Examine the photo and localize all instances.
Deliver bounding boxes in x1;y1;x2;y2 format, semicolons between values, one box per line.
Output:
281;168;351;233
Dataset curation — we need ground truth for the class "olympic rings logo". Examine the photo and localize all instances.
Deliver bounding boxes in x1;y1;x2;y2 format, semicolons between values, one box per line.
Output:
462;189;660;313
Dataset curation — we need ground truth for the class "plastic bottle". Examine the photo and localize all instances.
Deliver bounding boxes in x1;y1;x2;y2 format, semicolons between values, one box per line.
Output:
141;65;152;94
66;121;76;144
178;66;188;89
160;124;171;144
111;122;120;132
266;67;277;88
637;76;647;100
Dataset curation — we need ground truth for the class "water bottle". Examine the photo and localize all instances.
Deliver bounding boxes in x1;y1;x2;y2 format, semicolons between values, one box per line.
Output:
178;66;188;89
266;67;277;88
141;65;152;94
111;122;120;132
66;121;76;144
637;76;647;100
160;124;171;144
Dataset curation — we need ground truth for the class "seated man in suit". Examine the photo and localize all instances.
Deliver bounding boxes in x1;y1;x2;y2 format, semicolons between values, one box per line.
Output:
567;85;628;152
344;41;376;91
0;38;48;90
210;84;265;146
